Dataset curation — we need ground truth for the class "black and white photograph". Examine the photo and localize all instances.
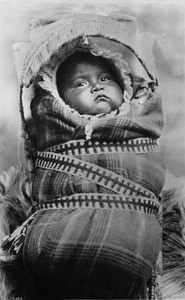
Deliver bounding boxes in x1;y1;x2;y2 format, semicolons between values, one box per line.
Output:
0;0;185;299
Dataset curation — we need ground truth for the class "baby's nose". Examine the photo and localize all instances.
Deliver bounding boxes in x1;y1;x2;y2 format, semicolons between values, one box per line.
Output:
91;81;104;93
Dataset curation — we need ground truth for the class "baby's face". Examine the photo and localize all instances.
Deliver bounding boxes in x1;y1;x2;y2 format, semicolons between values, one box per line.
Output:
61;58;123;115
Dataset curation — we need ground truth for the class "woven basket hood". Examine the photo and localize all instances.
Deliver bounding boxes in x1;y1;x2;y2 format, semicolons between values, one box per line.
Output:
21;13;157;87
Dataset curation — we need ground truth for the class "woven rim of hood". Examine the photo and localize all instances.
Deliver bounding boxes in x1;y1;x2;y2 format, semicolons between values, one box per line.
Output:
21;13;157;87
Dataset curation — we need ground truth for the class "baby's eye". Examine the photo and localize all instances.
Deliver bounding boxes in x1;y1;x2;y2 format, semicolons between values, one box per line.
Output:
100;75;112;82
75;81;88;87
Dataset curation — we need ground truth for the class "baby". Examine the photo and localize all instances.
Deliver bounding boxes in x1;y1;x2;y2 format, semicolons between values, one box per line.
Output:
56;51;123;115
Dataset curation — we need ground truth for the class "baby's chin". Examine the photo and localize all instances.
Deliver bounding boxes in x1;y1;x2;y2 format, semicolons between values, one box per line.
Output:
84;101;119;116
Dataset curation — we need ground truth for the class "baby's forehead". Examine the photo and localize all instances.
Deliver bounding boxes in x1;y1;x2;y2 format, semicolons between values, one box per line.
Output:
66;54;112;70
72;60;112;73
59;54;115;81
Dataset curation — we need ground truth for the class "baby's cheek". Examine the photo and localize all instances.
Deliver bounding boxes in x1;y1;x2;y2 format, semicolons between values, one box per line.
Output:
116;90;124;103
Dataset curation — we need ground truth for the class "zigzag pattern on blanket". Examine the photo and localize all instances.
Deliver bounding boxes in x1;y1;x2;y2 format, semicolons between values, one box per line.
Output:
162;186;185;299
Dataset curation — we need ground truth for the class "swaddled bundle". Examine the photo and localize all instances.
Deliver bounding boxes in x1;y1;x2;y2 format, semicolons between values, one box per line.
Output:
2;14;165;299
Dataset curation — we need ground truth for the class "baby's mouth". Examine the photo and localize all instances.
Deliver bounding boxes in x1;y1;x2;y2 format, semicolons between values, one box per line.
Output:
94;94;110;102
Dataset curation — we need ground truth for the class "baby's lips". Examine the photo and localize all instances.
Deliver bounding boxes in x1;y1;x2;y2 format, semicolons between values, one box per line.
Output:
94;94;110;102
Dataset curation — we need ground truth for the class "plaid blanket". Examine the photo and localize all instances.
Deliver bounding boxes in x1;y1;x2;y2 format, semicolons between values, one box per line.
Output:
22;207;161;299
13;75;164;298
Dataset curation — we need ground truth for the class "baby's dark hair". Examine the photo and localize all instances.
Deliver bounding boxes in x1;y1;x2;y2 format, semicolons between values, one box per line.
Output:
56;50;122;98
